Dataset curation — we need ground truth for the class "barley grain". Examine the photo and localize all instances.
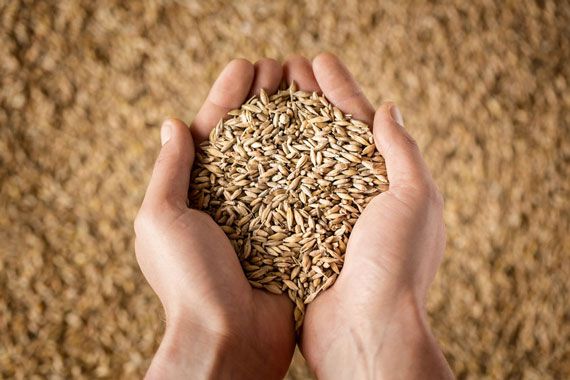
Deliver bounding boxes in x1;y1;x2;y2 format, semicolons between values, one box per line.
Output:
189;84;388;329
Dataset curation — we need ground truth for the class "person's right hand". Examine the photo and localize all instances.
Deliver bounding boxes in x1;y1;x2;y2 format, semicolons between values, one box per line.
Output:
287;53;454;379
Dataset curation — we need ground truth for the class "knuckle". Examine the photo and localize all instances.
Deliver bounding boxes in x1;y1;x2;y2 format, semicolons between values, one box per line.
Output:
427;184;444;209
154;150;173;170
154;154;167;168
229;57;253;69
415;181;443;207
396;181;444;212
133;209;156;235
133;211;147;236
134;199;184;236
400;130;419;152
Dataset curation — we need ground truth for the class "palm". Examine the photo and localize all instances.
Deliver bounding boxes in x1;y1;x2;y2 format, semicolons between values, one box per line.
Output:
172;209;295;372
342;190;437;300
300;192;418;358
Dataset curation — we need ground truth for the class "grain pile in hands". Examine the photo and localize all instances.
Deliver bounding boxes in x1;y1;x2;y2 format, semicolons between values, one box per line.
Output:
189;84;388;328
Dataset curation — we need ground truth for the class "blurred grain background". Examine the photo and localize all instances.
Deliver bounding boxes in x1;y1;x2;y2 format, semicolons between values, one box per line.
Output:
1;0;569;378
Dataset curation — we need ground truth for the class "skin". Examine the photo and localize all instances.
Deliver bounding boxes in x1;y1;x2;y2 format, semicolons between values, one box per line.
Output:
134;53;454;379
299;53;454;380
135;58;294;379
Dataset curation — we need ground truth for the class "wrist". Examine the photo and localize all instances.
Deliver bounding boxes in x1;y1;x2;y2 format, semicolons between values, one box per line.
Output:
146;311;282;380
145;316;231;379
312;292;452;379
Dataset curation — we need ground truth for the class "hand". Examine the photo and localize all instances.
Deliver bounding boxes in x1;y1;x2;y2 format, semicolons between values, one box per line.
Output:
134;59;295;379
286;53;454;379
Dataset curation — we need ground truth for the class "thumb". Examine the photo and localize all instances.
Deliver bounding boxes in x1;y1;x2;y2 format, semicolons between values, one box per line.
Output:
372;103;432;192
142;118;195;211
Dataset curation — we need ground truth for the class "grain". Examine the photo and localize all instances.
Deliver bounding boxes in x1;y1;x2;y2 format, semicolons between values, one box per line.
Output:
2;1;569;378
189;85;388;329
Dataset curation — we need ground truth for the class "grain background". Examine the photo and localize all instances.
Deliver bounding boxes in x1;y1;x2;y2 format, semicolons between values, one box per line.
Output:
1;0;569;378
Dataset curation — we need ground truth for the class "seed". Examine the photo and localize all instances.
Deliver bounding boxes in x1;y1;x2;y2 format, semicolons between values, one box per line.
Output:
283;279;299;291
264;283;283;295
189;84;388;329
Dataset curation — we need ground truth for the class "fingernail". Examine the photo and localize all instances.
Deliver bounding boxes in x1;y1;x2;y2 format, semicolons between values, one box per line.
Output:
389;104;404;126
160;121;172;145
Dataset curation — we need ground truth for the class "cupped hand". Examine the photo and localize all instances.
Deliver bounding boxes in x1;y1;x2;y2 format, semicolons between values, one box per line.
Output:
285;53;454;379
134;59;295;379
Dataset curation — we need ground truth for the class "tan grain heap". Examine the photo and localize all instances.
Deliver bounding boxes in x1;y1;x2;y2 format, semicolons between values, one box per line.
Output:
189;84;388;328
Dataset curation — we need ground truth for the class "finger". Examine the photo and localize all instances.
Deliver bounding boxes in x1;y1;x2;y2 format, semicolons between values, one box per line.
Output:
312;52;375;126
373;103;433;189
142;118;194;211
283;54;320;92
250;58;283;96
191;58;254;143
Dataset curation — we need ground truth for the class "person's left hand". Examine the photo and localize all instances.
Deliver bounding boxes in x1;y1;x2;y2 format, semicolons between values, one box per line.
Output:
134;58;295;379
